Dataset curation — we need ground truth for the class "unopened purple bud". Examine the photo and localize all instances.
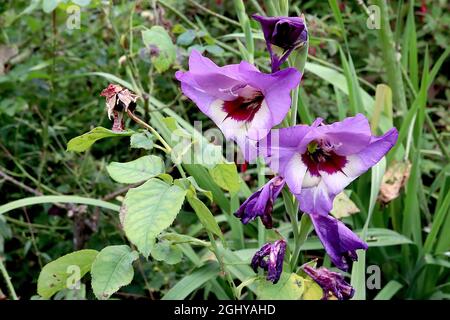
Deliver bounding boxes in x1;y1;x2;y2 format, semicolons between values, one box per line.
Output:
252;15;308;72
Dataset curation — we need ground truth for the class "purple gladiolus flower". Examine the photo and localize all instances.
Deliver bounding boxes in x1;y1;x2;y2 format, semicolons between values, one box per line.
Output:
260;114;399;216
175;50;301;143
251;239;286;284
303;265;354;300
252;15;308;72
234;176;285;228
310;214;368;271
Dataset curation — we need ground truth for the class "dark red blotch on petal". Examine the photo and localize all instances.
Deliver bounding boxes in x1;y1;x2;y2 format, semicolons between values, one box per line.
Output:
222;91;264;123
301;143;347;176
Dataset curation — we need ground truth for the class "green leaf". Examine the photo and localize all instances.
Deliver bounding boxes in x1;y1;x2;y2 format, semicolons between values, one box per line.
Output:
106;155;164;184
256;273;305;300
42;0;60;13
91;245;139;300
176;30;196;46
187;195;223;240
302;277;324;300
424;254;450;269
151;241;183;265
364;228;413;247
67;127;133;152
37;249;98;299
209;163;241;195
130;131;154;150
205;45;224;56
122;179;186;257
72;0;91;6
142;26;176;73
302;228;413;250
185;176;213;202
352;157;386;300
162;263;219;300
160;232;210;247
374;280;403;300
0;195;120;215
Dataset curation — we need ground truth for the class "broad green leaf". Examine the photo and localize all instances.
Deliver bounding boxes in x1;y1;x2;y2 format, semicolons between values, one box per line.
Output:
67;127;133;152
187;195;223;240
209;163;240;195
130;131;154;150
162;263;219;300
122;179;186;257
151;241;183;265
302;277;324;300
142;26;176;73
256;273;305;300
91;245;138;300
37;249;98;299
106;155;164;184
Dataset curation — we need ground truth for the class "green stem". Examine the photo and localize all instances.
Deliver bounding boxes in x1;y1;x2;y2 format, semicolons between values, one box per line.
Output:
190;0;241;28
126;109;172;152
290;86;299;126
156;0;197;30
257;158;266;247
0;258;18;300
207;231;237;299
375;0;408;114
282;189;302;269
290;213;312;270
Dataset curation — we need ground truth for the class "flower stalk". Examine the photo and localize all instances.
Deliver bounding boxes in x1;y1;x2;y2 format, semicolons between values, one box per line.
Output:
126;109;172;153
206;231;237;299
0;257;18;300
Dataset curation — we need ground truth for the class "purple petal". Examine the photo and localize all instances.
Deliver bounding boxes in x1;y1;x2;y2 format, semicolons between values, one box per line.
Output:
267;239;286;284
239;67;301;125
251;243;272;272
234;177;285;228
354;127;399;171
251;239;287;283
310;214;368;271
297;181;333;216
319;126;398;196
310;114;373;156
177;50;300;142
259;125;311;184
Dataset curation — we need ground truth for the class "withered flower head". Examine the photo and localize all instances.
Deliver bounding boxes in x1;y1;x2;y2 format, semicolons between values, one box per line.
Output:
100;84;138;131
303;265;354;300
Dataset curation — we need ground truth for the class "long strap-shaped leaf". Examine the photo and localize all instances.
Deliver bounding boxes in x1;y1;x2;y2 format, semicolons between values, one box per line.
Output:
0;195;120;215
